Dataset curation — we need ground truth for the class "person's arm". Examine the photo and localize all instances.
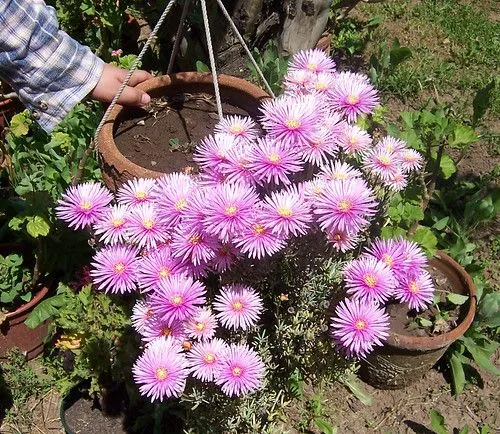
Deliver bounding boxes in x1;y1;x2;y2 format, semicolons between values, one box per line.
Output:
0;0;151;133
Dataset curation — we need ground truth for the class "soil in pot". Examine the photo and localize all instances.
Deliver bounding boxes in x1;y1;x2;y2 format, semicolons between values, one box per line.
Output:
113;94;250;174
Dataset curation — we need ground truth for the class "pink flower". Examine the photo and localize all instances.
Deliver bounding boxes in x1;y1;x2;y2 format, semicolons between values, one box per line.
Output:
214;344;265;397
221;142;257;185
214;116;259;143
213;284;263;330
171;225;219;266
260;185;312;238
132;336;189;401
283;70;314;94
233;217;287;259
210;242;240;273
127;203;169;249
93;204;130;245
338;125;372;155
149;274;206;324
194;134;236;169
260;95;321;147
330;74;379;122
300;127;338;166
394;270;435;311
384;169;408;191
343;257;396;304
307;72;337;96
131;300;154;334
116;178;156;207
203;182;259;242
331;298;390;358
318;160;363;182
187;338;227;382
55;182;112;230
377;136;406;153
183;307;218;341
313;178;378;233
288;49;336;74
326;228;359;252
136;249;185;292
248;137;303;185
363;147;402;181
90;244;139;293
139;316;186;343
364;238;408;282
398;149;423;173
399;239;428;278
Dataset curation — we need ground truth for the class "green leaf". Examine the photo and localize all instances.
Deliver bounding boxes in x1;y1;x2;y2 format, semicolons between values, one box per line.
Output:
24;294;68;329
314;418;337;434
419;318;433;327
458;425;470;434
439;154;456;179
462;337;500;376
342;374;372;406
446;293;469;305
450;124;479;148
9;112;31;136
432;216;449;230
381;226;407;239
389;46;412;70
26;216;50;238
412;226;437;256
430;409;447;434
449;353;466;395
195;60;210;73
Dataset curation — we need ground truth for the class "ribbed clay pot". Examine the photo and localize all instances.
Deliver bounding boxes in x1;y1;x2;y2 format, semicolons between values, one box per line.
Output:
97;72;270;191
360;251;476;389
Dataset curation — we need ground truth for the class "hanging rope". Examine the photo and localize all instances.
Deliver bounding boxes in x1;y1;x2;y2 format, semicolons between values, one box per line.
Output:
167;0;192;75
214;0;275;98
200;0;223;120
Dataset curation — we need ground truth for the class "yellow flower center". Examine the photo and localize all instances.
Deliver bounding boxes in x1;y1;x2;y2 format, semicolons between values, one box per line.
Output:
285;119;301;130
404;154;416;161
382;254;393;267
347;95;359;105
161;327;172;336
155;367;168;380
114;262;125;273
268;152;280;163
278;207;293;217
230;124;243;134
332;232;342;242
111;217;124;227
159;267;170;278
378;155;392;166
143;219;154;229
204;353;215;363
175;198;187;211
195;322;205;331
364;274;377;288
253;223;266;236
409;281;420;293
171;295;183;306
134;191;147;200
355;319;366;330
337;200;352;212
306;62;317;71
189;234;201;245
80;200;92;211
232;300;243;311
349;136;358;145
333;172;347;180
315;82;327;90
225;205;238;216
232;366;242;377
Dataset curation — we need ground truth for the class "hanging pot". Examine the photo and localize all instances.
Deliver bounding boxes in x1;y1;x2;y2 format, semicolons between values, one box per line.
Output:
97;72;270;191
359;251;477;389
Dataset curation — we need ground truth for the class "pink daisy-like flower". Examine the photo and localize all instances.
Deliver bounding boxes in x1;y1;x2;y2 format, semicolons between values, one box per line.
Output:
149;274;206;324
260;185;312;238
307;72;337;96
326;228;360;252
210;242;240;273
55;182;112;230
132;336;189;402
90;244;139;293
233;216;287;259
248;137;303;185
384;169;408;191
213;284;263;330
288;48;336;74
139;315;186;343
184;307;218;341
301;178;328;203
127;203;168;249
394;270;435;311
331;298;390;358
171;225;219;266
399;239;428;278
343;256;396;304
330;74;379;122
193;134;236;169
136;249;185;292
131;300;154;333
364;238;408;282
398;149;423;173
203;182;259;242
221;142;257;185
318;160;363;182
260;95;321;147
214;116;259;143
363;147;403;181
377;136;407;154
283;69;314;94
187;338;228;382
152;172;196;227
300;126;338;166
93;204;130;245
314;178;378;233
197;167;229;188
214;343;265;397
321;111;346;138
338;124;372;155
116;178;156;207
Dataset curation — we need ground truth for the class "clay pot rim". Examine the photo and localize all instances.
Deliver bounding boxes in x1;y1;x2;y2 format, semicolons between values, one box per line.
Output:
97;71;270;181
5;283;50;320
386;250;477;351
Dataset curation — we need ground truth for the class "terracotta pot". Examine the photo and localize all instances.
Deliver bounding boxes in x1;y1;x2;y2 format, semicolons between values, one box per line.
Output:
0;82;23;135
360;251;477;389
97;72;270;191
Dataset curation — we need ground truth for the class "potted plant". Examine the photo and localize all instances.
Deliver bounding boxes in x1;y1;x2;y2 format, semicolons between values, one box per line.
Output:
97;72;270;191
54;48;478;430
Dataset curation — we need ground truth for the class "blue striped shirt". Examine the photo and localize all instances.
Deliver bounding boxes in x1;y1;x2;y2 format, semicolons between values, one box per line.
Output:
0;0;104;132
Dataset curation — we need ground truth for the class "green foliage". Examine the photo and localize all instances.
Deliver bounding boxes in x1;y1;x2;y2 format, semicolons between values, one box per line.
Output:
0;253;32;309
247;41;289;95
331;16;381;56
429;408;492;434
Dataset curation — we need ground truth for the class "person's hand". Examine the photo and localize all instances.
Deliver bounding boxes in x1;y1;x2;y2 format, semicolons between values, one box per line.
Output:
90;63;153;106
